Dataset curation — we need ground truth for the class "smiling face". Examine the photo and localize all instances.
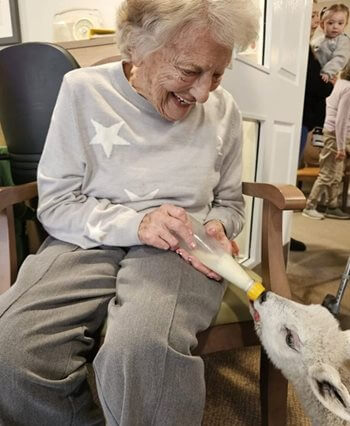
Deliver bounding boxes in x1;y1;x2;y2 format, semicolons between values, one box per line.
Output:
322;11;348;38
126;28;232;122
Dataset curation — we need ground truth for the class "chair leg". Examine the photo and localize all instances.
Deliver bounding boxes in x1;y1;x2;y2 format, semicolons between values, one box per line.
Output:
260;348;288;426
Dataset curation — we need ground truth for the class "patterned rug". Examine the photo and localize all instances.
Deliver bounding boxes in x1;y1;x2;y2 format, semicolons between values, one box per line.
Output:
203;346;310;425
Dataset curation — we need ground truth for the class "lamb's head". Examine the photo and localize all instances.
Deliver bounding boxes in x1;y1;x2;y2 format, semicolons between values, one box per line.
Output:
251;292;350;423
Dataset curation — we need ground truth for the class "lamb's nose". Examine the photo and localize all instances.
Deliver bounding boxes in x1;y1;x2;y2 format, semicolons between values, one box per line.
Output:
259;291;268;304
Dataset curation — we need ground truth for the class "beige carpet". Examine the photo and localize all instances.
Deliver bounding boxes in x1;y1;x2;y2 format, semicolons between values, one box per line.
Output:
289;212;350;317
203;347;310;425
202;211;350;425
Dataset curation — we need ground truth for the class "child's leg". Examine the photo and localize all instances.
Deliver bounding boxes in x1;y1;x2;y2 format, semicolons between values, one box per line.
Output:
328;156;345;208
306;131;337;208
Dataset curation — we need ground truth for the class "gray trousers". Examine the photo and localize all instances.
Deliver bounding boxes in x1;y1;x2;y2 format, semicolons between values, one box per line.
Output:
0;237;225;426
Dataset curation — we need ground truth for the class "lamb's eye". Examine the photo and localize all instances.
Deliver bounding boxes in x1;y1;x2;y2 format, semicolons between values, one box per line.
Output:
285;328;294;349
283;327;301;352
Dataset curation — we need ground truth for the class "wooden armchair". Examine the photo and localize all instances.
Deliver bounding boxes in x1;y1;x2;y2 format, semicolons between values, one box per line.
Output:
0;42;307;425
0;179;306;425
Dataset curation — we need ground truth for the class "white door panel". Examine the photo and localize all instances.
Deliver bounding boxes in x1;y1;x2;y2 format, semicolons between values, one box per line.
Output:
277;1;307;81
225;0;312;266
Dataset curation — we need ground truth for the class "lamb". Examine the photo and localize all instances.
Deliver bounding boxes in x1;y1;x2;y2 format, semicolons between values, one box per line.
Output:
251;291;350;425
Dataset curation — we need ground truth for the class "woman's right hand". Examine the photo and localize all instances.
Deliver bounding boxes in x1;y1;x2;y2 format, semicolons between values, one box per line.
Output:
138;204;194;251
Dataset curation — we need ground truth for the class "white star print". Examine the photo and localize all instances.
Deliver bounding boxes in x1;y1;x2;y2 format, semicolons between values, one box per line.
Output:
124;188;160;202
87;222;107;241
216;136;224;156
90;119;130;158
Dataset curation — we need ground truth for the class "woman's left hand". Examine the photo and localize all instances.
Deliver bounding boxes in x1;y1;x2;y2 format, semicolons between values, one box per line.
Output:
176;219;235;281
204;220;232;254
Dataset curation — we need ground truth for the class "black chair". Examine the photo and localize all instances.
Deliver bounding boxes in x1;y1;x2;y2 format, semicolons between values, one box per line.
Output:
0;42;80;264
0;42;79;184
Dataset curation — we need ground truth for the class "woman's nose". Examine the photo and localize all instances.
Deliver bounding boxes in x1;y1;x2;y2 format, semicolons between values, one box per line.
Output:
190;75;213;103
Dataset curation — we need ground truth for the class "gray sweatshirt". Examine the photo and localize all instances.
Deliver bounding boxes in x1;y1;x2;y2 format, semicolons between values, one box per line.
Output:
312;33;350;78
37;61;245;249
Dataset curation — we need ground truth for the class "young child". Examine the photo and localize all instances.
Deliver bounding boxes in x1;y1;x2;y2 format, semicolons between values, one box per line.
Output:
303;61;350;220
312;4;350;83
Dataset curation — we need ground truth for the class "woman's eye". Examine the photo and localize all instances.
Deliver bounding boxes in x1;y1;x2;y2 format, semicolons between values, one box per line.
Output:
181;69;196;77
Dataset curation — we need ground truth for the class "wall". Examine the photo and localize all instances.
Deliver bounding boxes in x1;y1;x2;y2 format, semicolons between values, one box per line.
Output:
17;0;123;42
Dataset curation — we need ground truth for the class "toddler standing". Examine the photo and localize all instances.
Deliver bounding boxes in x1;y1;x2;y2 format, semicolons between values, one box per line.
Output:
312;4;350;83
303;62;350;220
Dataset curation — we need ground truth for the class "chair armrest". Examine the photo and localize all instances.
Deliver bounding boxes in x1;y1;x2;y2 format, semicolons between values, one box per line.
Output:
0;181;38;212
242;182;306;299
0;181;38;294
1;180;304;299
242;182;305;210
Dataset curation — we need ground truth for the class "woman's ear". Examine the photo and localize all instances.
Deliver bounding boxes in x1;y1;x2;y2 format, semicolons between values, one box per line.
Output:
130;49;143;67
308;363;350;422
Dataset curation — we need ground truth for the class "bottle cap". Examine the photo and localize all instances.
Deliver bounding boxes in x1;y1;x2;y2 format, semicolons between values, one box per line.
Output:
247;282;265;301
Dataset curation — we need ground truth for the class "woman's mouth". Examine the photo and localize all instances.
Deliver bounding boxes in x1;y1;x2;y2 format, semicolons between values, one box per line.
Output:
173;93;195;107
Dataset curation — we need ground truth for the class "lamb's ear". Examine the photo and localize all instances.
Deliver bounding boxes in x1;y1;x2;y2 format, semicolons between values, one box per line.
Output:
345;330;350;358
308;363;350;422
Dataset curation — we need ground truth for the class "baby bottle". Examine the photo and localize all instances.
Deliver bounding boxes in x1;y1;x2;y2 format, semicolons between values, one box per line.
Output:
178;216;265;301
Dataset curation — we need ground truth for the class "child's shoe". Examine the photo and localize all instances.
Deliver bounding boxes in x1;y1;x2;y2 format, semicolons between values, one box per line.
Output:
324;208;350;220
302;208;325;220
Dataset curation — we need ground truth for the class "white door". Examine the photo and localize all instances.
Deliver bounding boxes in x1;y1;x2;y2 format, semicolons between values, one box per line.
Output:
222;0;312;267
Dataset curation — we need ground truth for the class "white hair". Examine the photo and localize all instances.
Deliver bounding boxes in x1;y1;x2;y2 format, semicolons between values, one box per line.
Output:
116;0;260;62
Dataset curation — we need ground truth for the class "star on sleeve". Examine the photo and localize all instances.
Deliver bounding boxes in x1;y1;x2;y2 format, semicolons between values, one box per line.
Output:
124;189;160;202
87;221;107;242
90;119;130;158
216;136;224;156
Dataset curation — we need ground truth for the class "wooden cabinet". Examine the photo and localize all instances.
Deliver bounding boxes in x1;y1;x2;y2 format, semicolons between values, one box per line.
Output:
57;35;121;67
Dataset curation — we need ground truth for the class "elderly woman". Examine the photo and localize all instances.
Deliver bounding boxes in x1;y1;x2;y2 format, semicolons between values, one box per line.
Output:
0;0;258;425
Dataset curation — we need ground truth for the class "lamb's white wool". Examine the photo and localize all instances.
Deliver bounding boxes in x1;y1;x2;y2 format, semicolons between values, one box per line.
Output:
252;292;350;426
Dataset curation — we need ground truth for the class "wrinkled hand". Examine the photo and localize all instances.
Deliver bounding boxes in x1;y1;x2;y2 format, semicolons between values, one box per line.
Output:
138;204;194;250
176;219;239;282
230;239;240;256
